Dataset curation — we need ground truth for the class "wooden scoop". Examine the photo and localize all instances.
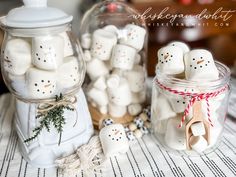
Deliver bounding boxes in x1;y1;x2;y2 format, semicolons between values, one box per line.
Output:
185;101;210;150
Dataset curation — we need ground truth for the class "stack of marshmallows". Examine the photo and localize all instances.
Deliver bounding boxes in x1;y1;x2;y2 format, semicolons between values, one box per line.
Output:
2;32;80;99
153;41;225;153
81;24;147;118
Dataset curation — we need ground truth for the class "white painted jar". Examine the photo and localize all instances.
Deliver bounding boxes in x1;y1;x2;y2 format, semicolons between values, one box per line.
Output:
0;0;94;168
151;61;231;155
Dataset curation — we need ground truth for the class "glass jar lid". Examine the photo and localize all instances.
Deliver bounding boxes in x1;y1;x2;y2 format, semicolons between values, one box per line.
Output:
0;0;73;28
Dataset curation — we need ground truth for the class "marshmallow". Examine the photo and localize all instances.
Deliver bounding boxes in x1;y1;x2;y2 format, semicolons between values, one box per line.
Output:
119;24;146;51
3;38;31;75
128;104;142;116
91;29;117;60
107;78;132;106
87;87;108;107
93;76;107;90
84;50;92;62
57;56;80;90
126;131;136;141
26;68;57;99
131;91;146;104
9;74;28;97
125;65;146;92
184;49;219;81
189;136;208;153
164;116;186;150
103;25;119;35
81;33;92;49
108;103;127;117
106;74;120;89
156;46;184;75
134;117;144;128
134;54;141;65
86;58;109;80
128;123;137;131
151;93;176;120
59;32;74;57
32;36;64;70
134;129;143;138
102;118;114;127
168;41;190;54
111;44;136;70
99;124;129;157
191;122;206;136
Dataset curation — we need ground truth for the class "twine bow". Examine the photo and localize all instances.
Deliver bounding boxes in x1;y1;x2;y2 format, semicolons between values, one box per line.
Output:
37;95;78;127
155;78;229;128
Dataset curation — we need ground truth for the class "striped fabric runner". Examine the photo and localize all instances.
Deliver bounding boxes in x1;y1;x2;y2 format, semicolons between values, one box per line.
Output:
0;94;236;177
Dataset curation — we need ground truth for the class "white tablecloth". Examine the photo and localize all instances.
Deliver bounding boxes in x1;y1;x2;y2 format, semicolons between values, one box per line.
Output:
0;94;236;177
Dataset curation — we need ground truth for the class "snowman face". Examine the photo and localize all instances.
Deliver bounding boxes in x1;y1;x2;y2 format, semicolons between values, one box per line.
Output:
184;49;219;81
157;46;184;75
107;78;132;106
168;41;190;54
91;29;117;60
57;56;80;89
99;124;129;157
3;39;31;75
121;24;146;51
32;36;64;70
111;44;136;70
27;68;57;99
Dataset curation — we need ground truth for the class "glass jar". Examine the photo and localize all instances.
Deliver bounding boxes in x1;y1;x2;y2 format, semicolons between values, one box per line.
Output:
1;25;85;102
80;0;148;129
0;0;94;168
151;61;231;155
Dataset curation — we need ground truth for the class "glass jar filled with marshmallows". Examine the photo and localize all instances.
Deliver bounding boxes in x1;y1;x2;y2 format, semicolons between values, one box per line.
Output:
80;0;148;129
151;41;231;155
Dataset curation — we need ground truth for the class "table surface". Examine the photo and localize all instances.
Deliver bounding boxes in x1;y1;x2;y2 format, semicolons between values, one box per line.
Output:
0;94;236;177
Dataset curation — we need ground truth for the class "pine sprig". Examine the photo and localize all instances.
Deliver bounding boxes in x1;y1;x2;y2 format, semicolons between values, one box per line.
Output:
24;94;75;145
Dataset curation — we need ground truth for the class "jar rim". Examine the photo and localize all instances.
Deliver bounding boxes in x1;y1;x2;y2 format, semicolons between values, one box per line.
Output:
154;61;231;90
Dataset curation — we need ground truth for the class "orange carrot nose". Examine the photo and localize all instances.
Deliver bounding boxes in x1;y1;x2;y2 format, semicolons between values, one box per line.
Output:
197;59;204;64
115;130;120;135
44;84;51;88
164;54;169;59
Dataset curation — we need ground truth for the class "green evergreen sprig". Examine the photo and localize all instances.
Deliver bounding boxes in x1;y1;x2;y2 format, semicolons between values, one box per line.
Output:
24;94;75;146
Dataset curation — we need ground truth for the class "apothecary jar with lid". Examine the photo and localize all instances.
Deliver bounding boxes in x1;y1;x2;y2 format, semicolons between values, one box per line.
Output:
0;0;93;168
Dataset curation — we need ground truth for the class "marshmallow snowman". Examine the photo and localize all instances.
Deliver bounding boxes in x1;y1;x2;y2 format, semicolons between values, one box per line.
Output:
81;33;92;49
3;38;31;75
111;44;136;70
57;56;80;90
26;68;57;99
32;36;64;70
164;116;186;150
156;46;184;75
184;49;219;81
91;29;117;60
103;25;119;35
108;103;127;117
86;86;109;114
86;58;109;81
168;41;190;54
59;32;74;57
151;93;176;120
125;65;146;93
119;24;146;51
99;124;129;157
107;77;132;106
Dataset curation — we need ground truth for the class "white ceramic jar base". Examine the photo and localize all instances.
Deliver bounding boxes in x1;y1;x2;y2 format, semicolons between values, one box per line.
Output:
14;89;94;168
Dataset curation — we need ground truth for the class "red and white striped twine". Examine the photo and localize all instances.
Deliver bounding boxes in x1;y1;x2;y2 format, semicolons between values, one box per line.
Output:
154;78;229;128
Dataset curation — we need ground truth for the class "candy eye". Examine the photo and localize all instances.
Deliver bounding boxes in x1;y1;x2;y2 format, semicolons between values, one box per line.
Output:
193;58;195;60
200;57;203;59
161;54;163;56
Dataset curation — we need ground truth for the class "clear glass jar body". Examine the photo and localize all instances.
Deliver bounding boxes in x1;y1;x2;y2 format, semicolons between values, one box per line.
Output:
151;61;231;155
0;23;85;102
80;0;148;128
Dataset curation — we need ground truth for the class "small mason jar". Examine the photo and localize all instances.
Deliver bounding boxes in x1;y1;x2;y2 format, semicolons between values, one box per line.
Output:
151;61;231;155
80;0;148;129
